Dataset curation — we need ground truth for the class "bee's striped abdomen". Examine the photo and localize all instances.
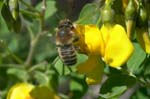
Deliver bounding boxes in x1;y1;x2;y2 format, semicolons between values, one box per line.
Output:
58;46;77;66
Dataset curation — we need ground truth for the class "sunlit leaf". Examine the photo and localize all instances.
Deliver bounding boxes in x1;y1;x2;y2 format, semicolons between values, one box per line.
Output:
7;68;29;82
34;71;49;85
77;3;100;25
127;43;146;74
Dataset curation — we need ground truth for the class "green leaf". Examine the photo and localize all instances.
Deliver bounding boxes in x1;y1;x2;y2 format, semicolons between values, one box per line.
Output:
36;0;57;19
100;86;127;99
143;56;150;76
131;87;150;99
77;3;100;25
0;1;3;9
70;74;88;98
1;2;14;31
54;57;71;75
7;68;29;82
34;71;49;85
127;43;146;74
1;2;21;33
100;74;136;98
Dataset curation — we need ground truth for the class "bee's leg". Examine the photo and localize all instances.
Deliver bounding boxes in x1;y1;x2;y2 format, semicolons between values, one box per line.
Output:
73;35;79;42
74;46;87;54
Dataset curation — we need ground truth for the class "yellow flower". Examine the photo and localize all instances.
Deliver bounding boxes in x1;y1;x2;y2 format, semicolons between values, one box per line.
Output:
74;23;134;84
74;25;105;84
75;24;134;67
7;83;60;99
7;83;34;99
101;24;134;67
74;24;105;56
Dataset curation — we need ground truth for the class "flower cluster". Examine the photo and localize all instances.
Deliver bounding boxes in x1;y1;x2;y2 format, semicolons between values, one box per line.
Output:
74;22;134;84
72;0;150;85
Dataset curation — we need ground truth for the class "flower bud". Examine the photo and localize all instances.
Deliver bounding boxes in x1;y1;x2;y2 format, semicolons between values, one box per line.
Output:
125;0;136;20
125;20;135;39
125;0;137;39
101;5;115;24
9;0;19;21
137;5;148;27
136;28;150;53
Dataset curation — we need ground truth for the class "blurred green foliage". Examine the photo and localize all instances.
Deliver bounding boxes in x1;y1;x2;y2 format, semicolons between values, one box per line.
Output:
0;0;150;99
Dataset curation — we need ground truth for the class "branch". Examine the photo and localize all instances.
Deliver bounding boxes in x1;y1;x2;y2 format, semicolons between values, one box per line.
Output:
0;40;24;64
25;0;47;66
25;31;42;66
0;64;24;68
119;84;140;99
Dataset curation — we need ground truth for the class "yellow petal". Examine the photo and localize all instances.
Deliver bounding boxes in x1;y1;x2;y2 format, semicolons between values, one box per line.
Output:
74;24;105;56
7;83;34;99
101;24;134;67
77;55;103;74
85;59;104;85
76;55;104;85
136;28;150;53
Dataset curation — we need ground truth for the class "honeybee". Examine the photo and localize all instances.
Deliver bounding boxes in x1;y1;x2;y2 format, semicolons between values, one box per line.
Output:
55;19;79;66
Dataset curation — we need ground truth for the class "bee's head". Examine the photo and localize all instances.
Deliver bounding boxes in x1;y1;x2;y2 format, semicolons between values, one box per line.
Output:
58;19;73;29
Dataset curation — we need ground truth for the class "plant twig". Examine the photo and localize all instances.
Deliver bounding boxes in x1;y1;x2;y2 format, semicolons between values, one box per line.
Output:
0;64;24;68
20;9;39;18
25;0;47;66
119;84;140;99
0;40;24;64
28;61;47;72
25;31;42;66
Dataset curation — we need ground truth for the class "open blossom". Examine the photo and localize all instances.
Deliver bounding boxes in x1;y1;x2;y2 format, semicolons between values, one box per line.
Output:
7;83;34;99
74;23;134;84
7;83;60;99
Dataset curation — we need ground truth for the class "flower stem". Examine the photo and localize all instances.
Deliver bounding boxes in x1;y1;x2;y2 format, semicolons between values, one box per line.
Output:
25;0;47;66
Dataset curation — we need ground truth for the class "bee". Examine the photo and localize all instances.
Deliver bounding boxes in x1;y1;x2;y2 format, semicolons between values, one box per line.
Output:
55;19;79;66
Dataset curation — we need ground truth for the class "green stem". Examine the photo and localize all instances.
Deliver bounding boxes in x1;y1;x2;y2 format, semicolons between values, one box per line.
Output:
20;9;40;18
25;0;46;66
28;62;47;72
0;41;24;64
96;16;102;26
26;25;34;40
7;48;24;64
0;64;24;68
